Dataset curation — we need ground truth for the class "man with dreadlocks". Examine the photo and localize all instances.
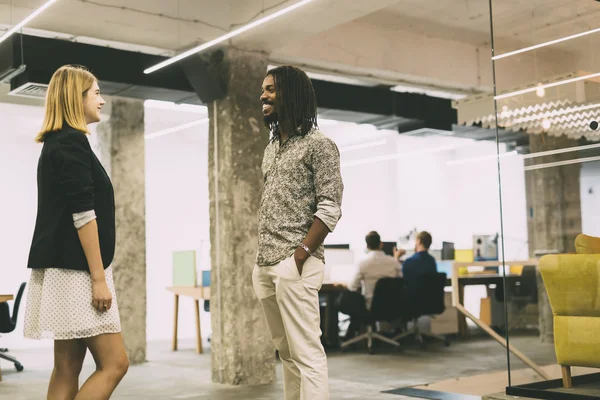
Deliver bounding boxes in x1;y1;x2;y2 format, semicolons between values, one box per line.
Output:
252;65;344;400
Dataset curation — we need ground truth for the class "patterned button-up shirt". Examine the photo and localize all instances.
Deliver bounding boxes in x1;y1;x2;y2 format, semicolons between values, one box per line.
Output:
256;129;344;267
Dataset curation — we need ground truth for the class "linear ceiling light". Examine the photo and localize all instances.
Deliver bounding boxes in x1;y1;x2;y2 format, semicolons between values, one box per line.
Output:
495;72;600;100
144;99;208;114
145;118;209;140
144;0;315;74
341;143;464;168
523;142;600;159
446;150;518;166
339;139;387;153
524;155;600;171
0;0;59;45
493;27;600;61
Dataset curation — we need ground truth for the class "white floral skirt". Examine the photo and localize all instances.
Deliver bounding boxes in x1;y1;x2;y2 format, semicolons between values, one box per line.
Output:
24;266;122;340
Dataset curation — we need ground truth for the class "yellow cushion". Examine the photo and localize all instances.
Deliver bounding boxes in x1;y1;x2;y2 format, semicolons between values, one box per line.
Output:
554;315;600;367
575;234;600;254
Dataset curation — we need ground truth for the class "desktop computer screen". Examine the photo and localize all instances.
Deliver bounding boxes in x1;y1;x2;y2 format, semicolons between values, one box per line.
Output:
382;242;396;257
441;242;455;260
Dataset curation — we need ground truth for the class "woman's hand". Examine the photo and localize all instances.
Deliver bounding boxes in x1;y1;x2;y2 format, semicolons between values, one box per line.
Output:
92;279;112;312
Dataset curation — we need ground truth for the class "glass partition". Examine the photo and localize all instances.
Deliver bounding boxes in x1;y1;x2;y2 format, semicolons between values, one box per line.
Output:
487;1;600;398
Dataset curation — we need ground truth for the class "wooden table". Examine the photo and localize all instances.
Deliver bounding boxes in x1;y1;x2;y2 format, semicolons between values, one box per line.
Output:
455;273;521;337
0;295;14;382
0;295;13;303
167;287;210;354
450;260;550;380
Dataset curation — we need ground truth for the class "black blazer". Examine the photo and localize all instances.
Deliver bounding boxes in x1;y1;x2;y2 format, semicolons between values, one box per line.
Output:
27;126;116;272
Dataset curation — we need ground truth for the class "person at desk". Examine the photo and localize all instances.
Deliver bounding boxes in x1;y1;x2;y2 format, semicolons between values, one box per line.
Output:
402;231;437;298
346;231;405;338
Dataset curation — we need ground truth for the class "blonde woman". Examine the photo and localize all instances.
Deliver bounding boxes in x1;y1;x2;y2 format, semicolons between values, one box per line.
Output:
24;65;128;400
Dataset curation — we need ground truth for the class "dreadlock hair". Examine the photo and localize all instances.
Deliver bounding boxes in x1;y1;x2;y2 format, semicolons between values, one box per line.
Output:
265;65;318;139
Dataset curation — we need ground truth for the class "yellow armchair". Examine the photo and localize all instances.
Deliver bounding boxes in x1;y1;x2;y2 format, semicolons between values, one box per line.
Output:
539;234;600;388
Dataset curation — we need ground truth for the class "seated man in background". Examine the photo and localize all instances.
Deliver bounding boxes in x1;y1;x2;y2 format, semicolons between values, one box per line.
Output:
402;231;437;299
345;231;404;338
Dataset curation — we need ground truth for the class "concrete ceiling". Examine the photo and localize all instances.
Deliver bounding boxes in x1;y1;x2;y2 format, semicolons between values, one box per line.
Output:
0;0;400;52
1;0;599;96
358;0;600;50
272;0;600;95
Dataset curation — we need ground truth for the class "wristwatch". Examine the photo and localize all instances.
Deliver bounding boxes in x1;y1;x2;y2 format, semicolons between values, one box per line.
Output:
299;243;312;255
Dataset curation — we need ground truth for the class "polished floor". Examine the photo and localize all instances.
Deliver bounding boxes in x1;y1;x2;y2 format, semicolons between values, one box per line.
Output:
0;333;556;400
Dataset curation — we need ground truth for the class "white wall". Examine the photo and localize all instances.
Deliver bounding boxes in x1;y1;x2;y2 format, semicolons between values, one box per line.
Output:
0;103;46;349
324;124;529;262
0;100;543;350
143;104;212;344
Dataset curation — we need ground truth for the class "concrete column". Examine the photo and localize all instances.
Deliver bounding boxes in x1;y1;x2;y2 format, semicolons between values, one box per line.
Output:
524;133;582;344
525;134;582;255
96;97;147;364
208;48;275;385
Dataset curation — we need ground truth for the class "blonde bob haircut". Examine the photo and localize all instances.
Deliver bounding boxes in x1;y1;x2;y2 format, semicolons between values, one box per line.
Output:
36;65;97;143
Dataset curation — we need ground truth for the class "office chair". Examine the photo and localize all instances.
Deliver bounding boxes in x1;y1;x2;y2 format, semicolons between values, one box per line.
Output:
394;272;450;347
495;265;538;306
0;282;26;372
203;300;211;343
341;278;406;354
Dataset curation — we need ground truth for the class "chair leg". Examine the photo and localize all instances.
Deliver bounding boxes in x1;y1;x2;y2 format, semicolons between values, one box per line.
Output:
0;352;17;363
561;365;572;388
372;332;401;348
341;324;401;353
0;351;24;372
341;331;369;348
393;318;418;342
421;332;450;345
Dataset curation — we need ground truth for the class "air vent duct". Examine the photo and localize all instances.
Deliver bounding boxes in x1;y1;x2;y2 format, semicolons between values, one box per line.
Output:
8;81;48;98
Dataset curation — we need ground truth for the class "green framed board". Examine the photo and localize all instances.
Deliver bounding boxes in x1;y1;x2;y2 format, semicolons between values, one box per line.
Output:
172;250;197;287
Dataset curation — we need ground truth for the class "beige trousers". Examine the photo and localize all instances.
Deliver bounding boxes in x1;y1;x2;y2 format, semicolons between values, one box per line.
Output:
252;255;329;400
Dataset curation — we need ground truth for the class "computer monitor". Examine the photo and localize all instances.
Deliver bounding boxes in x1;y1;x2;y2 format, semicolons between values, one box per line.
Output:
382;242;396;257
441;242;455;260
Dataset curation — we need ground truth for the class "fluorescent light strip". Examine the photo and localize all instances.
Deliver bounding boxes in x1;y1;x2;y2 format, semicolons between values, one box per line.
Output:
0;0;59;45
495;72;600;101
447;142;600;166
145;118;209;140
524;155;600;171
341;144;463;168
523;142;600;159
318;118;339;127
144;99;208;114
493;27;600;61
339;139;386;153
446;151;518;166
144;0;315;74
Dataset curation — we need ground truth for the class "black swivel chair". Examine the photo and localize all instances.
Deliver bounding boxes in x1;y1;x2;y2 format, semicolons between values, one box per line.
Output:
394;272;450;347
341;277;407;354
495;265;538;306
0;282;26;372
